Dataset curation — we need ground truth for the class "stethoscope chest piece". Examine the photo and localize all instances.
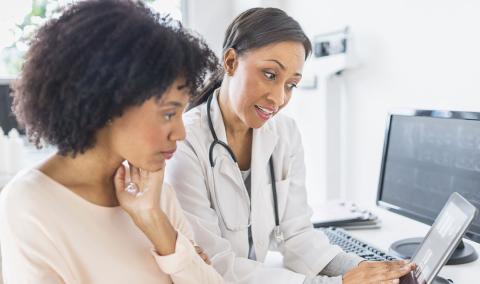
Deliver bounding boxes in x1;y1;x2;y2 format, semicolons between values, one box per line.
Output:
274;226;284;244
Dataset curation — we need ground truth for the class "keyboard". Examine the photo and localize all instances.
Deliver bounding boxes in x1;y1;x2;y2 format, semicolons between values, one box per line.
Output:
318;227;397;261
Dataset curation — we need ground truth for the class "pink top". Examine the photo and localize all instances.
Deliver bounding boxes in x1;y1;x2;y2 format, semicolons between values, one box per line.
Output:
0;169;223;284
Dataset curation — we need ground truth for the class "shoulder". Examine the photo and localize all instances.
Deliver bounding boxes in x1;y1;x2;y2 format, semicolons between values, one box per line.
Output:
1;169;51;210
180;103;211;154
183;103;206;130
0;169;57;230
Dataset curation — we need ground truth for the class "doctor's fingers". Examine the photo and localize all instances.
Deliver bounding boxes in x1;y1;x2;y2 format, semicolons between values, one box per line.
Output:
377;261;416;276
368;263;414;283
195;246;211;265
343;261;412;284
362;260;413;271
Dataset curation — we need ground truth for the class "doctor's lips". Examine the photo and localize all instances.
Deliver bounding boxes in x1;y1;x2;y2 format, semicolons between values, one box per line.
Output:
160;149;176;160
254;104;278;121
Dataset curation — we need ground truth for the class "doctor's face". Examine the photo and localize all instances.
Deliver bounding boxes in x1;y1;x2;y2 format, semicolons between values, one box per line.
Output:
225;41;305;129
108;77;189;171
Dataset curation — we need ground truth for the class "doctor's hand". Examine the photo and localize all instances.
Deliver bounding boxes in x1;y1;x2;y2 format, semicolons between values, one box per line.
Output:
114;162;177;256
342;260;416;284
192;241;212;265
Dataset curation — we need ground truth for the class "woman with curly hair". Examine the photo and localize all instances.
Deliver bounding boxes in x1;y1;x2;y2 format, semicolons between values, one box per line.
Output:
0;0;222;283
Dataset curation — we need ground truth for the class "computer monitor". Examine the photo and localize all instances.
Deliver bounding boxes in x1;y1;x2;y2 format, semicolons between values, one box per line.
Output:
376;109;480;265
0;79;21;134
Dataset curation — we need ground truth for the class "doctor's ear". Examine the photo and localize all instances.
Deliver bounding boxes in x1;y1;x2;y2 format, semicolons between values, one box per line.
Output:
223;48;238;76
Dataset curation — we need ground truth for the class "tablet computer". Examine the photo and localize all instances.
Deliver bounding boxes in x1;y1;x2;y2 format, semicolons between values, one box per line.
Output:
400;192;477;284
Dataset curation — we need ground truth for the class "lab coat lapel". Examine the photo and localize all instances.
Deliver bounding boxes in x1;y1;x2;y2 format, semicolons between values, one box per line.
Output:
204;90;250;204
251;125;278;182
250;120;278;261
207;89;228;144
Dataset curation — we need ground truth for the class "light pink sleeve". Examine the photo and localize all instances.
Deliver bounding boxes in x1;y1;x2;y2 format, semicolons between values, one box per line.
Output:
156;184;224;284
152;232;224;284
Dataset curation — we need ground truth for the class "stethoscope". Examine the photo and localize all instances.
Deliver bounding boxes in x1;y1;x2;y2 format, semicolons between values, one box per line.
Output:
206;94;284;244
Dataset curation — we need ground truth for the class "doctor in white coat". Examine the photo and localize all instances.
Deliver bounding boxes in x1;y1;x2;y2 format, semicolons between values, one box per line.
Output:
165;7;415;284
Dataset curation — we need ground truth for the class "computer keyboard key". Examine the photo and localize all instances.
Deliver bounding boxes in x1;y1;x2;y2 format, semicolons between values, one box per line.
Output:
318;227;397;262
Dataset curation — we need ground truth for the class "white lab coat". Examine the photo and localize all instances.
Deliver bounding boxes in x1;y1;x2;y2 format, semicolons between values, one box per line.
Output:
165;90;342;284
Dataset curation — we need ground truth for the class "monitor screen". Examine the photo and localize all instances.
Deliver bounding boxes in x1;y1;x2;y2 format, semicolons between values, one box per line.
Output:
377;111;480;243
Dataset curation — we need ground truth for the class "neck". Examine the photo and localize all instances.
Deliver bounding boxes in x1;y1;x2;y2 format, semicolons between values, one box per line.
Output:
218;82;251;138
39;133;123;207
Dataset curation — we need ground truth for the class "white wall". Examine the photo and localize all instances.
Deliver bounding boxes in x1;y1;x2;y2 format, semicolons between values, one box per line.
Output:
184;0;286;56
185;0;480;208
284;0;480;206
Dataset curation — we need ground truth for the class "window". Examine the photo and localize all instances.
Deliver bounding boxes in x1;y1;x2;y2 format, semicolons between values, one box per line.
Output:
0;0;184;78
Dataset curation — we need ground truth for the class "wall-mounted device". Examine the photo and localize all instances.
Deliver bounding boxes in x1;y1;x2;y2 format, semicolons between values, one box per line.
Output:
313;27;349;58
287;27;354;204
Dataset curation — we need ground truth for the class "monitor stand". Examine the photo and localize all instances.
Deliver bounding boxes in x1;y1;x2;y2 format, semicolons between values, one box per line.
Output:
433;276;453;284
389;237;478;265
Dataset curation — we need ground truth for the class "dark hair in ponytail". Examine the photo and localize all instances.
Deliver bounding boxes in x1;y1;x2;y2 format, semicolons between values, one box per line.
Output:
189;7;312;110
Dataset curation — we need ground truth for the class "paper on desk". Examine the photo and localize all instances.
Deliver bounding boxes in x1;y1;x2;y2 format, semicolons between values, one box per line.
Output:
311;200;376;224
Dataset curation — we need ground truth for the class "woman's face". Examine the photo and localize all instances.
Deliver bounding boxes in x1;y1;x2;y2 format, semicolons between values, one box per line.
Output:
226;41;305;129
108;77;189;171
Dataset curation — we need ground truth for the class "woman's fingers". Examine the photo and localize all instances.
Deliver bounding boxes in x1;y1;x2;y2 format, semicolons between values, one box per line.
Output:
128;162;141;188
113;165;126;193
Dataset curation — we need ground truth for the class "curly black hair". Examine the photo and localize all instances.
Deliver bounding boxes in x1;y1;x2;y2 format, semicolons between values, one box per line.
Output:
12;0;219;156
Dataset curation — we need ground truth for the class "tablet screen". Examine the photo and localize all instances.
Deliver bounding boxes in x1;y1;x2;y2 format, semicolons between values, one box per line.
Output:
411;201;469;283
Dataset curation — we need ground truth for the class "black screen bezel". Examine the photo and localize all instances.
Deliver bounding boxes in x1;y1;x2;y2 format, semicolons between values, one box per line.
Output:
375;109;480;244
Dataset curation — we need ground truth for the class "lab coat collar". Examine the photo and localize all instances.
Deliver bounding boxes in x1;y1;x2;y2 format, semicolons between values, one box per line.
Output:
206;89;228;144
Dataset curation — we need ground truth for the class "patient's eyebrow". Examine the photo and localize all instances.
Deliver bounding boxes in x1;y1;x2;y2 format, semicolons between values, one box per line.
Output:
160;101;184;108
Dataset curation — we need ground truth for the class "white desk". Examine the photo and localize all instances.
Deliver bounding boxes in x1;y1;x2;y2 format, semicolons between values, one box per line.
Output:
265;207;480;284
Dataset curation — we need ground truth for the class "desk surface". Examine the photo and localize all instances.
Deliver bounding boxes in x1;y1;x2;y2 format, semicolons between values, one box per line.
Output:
265;206;480;284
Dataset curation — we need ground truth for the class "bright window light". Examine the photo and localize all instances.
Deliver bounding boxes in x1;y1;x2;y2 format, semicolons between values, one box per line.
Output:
0;0;183;78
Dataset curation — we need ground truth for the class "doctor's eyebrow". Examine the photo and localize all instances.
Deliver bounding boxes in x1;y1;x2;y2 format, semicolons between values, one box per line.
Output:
264;59;302;77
